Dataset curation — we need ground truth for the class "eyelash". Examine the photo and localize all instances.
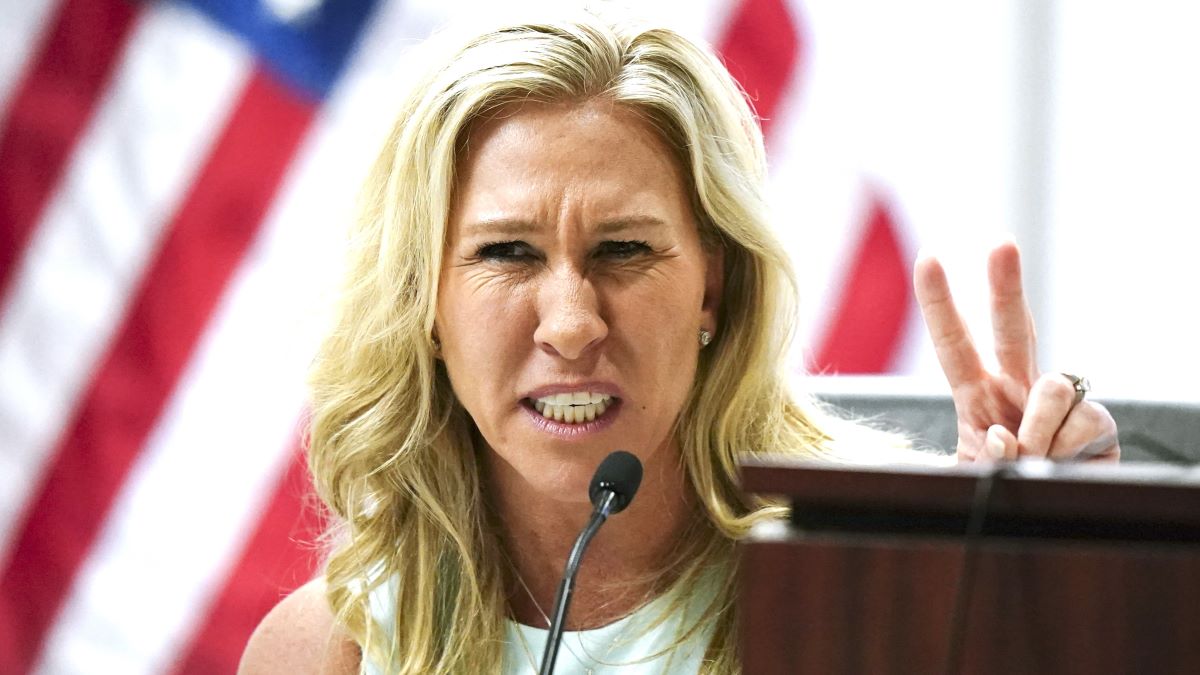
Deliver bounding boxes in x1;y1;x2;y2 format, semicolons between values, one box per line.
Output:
473;240;653;262
475;241;538;261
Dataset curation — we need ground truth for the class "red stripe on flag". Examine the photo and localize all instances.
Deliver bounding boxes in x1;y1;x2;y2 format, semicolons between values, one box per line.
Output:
0;0;139;303
714;0;805;139
170;443;323;675
0;69;314;675
812;194;912;373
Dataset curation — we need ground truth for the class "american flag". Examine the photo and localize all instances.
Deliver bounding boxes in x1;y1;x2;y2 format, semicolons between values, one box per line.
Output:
0;0;912;671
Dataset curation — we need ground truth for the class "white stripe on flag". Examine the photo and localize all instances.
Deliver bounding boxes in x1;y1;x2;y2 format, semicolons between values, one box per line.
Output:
751;12;868;363
31;237;308;675
34;2;440;670
0;0;61;111
0;3;250;563
773;162;875;362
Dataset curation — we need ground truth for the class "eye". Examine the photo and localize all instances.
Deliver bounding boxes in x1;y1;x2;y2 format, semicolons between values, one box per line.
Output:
594;240;652;259
474;240;540;262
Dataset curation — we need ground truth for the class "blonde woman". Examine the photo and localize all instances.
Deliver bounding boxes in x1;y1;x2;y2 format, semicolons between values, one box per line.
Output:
239;9;1119;674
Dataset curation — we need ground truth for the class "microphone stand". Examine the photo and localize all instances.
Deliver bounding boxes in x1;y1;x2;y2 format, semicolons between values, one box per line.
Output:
538;490;618;675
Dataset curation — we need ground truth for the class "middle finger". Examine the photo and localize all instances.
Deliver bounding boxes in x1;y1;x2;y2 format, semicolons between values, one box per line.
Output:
988;240;1037;384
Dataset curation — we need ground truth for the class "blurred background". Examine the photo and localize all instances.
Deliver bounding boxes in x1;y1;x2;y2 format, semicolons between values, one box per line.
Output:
1;0;1198;672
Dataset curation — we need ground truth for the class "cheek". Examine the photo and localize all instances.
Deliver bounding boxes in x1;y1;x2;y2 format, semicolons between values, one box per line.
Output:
439;271;536;345
613;264;705;334
437;278;536;406
607;267;706;383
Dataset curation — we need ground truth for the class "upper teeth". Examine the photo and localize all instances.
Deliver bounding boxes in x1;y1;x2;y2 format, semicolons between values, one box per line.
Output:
536;392;610;406
533;392;613;424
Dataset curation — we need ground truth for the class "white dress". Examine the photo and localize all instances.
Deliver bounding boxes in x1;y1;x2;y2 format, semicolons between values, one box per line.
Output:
364;576;717;674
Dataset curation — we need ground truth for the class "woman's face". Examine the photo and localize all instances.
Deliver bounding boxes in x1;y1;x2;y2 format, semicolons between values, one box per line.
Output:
436;99;721;502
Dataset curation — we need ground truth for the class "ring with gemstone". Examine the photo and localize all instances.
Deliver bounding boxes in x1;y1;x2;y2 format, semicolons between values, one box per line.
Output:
1062;373;1090;406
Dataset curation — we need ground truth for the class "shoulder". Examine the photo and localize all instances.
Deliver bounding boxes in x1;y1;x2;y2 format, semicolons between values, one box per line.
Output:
238;577;361;675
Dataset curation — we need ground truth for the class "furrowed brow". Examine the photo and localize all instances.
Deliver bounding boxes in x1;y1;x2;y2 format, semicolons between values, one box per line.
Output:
594;216;668;235
463;218;541;237
462;215;668;237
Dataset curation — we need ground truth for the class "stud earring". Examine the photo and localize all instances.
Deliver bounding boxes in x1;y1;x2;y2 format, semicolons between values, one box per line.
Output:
698;329;713;347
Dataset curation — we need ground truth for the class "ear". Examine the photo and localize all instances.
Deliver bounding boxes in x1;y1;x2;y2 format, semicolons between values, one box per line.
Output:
701;244;725;331
430;327;443;360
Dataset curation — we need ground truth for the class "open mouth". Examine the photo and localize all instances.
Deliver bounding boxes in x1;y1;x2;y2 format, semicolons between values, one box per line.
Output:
525;392;617;425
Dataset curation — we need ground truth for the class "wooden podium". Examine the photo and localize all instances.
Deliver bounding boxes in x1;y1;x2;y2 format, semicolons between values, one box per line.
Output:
738;458;1200;674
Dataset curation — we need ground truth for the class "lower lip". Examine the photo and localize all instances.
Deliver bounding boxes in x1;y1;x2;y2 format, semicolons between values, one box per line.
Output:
520;399;622;438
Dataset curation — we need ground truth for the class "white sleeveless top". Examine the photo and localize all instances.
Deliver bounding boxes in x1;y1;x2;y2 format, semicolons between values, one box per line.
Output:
364;575;717;674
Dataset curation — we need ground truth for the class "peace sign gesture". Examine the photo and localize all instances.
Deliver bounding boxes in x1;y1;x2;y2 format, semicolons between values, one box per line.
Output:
914;240;1120;463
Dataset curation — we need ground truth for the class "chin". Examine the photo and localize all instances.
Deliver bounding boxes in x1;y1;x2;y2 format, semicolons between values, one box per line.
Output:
540;446;614;500
488;439;623;505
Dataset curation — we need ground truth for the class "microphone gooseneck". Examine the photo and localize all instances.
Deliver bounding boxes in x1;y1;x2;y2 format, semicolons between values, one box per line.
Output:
538;451;643;675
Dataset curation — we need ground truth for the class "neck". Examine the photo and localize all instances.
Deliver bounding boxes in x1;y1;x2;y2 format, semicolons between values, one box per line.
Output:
486;444;693;630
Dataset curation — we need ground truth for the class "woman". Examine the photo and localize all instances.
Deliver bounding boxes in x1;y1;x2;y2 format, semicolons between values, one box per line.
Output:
240;9;1119;674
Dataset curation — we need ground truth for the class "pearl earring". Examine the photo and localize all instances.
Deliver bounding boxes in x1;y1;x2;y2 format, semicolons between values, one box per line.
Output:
698;329;713;347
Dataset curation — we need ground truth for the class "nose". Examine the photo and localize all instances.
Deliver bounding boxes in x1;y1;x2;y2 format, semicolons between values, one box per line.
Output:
533;265;607;360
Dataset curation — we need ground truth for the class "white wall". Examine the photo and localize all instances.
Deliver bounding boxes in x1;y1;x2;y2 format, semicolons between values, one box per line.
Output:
1047;1;1200;402
779;0;1200;402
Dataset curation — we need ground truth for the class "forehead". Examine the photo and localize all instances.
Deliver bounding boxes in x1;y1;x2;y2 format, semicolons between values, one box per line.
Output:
451;99;692;224
459;98;678;164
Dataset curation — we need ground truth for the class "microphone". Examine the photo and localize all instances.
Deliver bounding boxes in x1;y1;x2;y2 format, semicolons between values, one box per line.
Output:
539;451;643;675
588;450;643;515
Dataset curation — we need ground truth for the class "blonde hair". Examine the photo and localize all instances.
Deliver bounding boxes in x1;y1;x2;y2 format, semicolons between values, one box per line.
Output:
308;8;905;673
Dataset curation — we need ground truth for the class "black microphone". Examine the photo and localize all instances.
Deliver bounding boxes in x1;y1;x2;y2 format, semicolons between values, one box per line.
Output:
538;451;643;675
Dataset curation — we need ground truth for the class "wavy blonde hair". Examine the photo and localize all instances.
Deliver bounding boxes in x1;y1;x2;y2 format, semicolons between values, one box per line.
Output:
308;8;905;673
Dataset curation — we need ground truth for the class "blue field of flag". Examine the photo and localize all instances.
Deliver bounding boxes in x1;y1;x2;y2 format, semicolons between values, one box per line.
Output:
178;0;382;101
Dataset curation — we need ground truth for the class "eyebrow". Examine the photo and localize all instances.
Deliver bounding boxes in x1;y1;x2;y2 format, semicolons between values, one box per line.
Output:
462;215;668;237
462;218;540;237
594;215;668;235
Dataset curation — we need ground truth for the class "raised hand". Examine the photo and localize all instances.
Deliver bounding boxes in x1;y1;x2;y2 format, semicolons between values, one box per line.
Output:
913;240;1119;463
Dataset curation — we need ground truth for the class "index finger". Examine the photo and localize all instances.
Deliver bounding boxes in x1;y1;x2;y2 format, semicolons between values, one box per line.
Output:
914;252;986;388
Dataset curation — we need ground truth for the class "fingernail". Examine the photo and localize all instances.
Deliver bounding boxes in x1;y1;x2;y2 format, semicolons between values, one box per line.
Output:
986;427;1006;459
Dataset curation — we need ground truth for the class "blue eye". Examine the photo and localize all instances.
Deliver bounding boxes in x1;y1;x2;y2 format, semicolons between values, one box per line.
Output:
475;241;539;261
595;240;652;259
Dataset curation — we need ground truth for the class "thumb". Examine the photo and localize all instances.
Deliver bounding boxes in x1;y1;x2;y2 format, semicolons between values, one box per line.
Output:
980;424;1018;462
